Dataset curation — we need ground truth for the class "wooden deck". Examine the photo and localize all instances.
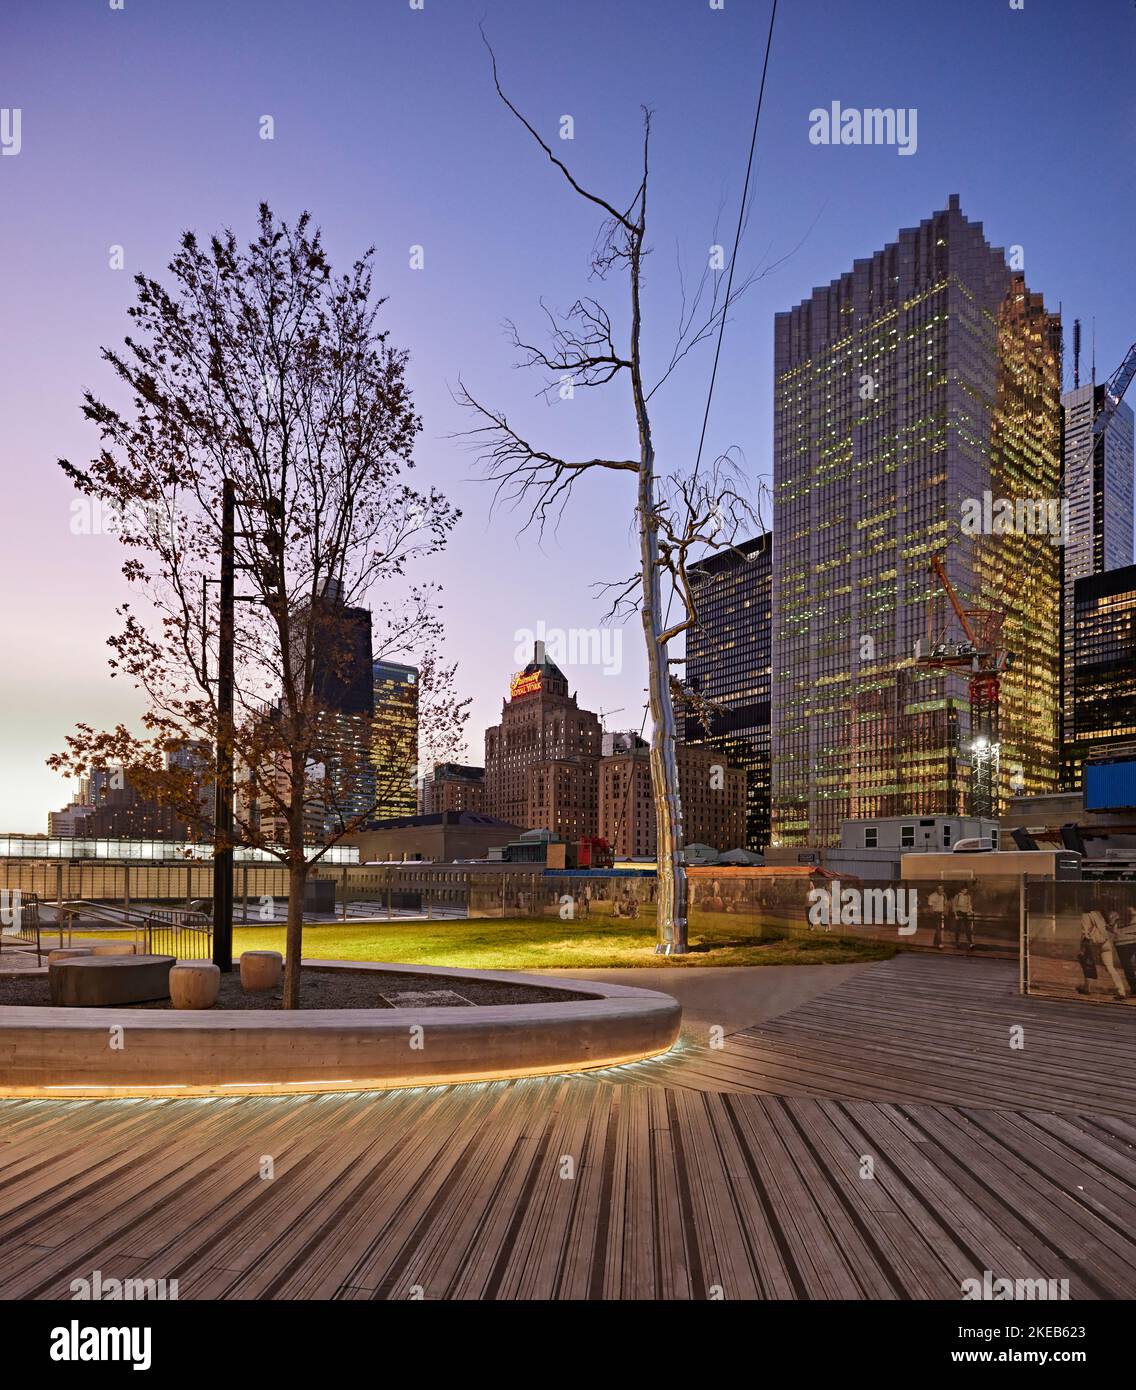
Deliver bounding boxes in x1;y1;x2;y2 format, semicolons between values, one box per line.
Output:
1;955;1134;1300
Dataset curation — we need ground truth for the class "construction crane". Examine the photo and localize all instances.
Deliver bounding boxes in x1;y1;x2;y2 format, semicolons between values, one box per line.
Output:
1070;326;1136;499
1091;339;1136;444
910;338;1136;820
914;554;1010;820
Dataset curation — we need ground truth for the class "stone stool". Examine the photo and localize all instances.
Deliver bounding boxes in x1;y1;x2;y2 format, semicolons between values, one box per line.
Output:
48;947;94;965
169;962;221;1010
240;950;283;992
90;940;139;956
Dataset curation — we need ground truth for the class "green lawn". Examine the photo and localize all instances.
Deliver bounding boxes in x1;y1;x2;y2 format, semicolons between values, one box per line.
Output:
229;915;895;971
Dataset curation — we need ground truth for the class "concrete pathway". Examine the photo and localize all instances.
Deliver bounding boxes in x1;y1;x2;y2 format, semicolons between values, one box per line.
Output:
545;961;872;1041
0;947;45;974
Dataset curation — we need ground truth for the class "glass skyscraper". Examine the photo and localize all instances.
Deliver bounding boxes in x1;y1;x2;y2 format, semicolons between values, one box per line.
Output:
683;534;772;851
1069;565;1136;770
372;660;420;821
772;196;1062;847
1060;385;1134;787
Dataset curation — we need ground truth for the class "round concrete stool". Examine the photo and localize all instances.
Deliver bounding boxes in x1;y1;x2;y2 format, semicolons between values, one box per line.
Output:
240;950;283;992
48;947;94;965
90;940;139;956
169;962;221;1010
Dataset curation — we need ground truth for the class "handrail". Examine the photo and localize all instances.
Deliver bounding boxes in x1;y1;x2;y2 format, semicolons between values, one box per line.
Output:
142;909;213;962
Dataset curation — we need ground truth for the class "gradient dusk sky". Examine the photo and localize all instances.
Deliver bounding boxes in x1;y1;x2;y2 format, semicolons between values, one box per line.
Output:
1;0;1133;830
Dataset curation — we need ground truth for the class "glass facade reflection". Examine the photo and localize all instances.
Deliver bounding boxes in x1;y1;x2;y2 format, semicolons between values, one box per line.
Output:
683;535;772;851
1069;565;1136;771
772;196;1061;846
372;660;420;821
0;835;359;862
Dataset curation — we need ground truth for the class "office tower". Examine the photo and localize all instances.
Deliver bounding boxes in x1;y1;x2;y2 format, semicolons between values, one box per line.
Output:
484;643;601;837
87;768;115;803
309;578;374;716
74;777;187;839
598;743;746;856
772;196;1062;847
288;580;377;836
312;590;375;825
164;738;214;838
423;763;486;814
47;799;94;836
1060;385;1134;786
1067;565;1136;777
372;660;419;820
58;765;180;839
683;534;772;851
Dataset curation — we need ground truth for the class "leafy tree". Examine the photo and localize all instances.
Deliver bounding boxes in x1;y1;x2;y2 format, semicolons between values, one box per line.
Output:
51;205;466;1005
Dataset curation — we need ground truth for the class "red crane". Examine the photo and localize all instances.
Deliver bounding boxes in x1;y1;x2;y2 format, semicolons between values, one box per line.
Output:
915;554;1009;818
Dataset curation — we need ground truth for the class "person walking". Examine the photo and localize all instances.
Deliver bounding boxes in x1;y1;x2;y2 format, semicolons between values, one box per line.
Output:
1114;907;1136;996
953;886;975;951
1076;910;1100;995
1078;907;1129;1001
927;882;948;949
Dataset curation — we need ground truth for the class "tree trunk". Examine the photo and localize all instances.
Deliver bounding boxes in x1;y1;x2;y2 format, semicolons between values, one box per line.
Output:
630;235;688;954
282;806;306;1008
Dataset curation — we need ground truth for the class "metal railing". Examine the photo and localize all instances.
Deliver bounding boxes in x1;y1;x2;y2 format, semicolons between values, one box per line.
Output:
144;910;213;961
0;890;41;961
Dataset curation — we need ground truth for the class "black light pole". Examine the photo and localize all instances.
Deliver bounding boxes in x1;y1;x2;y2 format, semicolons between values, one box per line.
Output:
212;477;236;971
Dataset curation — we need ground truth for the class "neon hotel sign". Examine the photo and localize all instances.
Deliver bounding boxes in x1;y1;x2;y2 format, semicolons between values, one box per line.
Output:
510;670;543;699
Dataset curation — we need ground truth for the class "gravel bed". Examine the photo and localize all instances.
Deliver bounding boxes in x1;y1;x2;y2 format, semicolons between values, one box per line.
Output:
0;967;595;1011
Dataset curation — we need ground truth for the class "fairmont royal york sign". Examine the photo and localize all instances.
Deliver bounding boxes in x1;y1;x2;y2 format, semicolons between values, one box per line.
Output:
510;670;543;699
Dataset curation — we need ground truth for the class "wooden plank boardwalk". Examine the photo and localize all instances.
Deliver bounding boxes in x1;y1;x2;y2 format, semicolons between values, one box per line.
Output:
617;954;1136;1117
1;955;1133;1300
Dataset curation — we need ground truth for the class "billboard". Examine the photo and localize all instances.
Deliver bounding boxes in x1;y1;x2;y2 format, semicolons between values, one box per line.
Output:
1084;759;1136;811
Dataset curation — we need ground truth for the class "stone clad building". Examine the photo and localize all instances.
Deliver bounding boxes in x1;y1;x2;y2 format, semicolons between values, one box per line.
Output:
423;763;486;815
484;645;602;839
598;742;746;857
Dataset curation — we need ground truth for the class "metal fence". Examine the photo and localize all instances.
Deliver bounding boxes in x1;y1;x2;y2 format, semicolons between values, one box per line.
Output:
0;890;40;946
0;862;1034;964
144;909;213;961
470;870;1023;956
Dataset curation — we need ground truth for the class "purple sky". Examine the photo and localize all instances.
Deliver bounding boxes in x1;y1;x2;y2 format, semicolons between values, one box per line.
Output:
1;0;1133;830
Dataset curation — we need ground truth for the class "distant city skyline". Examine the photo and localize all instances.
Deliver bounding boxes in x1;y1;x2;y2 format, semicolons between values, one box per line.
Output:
2;0;1134;828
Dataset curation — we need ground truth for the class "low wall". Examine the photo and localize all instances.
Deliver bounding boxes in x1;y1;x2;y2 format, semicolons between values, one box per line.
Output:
0;961;681;1098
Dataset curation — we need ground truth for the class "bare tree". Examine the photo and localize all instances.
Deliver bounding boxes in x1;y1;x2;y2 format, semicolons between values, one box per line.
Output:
459;39;766;952
50;204;467;1004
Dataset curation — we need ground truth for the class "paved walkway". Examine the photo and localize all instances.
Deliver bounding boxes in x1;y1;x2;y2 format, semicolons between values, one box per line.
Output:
546;961;871;1038
0;947;43;974
1;954;1133;1300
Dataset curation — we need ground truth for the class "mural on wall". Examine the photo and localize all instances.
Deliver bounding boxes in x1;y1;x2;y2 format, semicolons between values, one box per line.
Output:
1026;882;1136;1005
